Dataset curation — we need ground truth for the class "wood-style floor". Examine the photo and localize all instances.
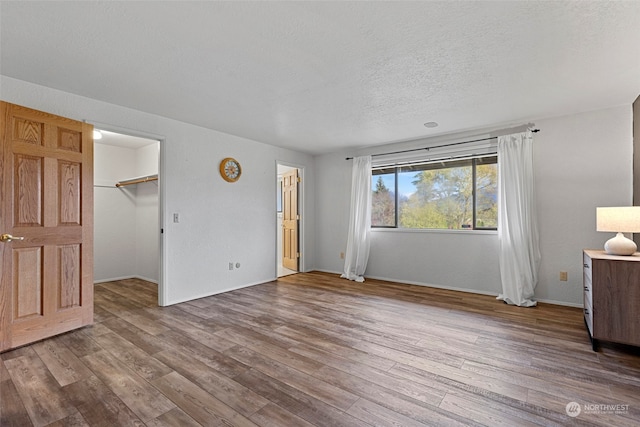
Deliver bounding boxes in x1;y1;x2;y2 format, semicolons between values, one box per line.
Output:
2;272;640;427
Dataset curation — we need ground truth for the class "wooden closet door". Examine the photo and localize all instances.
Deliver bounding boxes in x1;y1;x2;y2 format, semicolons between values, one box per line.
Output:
282;169;299;271
0;102;93;352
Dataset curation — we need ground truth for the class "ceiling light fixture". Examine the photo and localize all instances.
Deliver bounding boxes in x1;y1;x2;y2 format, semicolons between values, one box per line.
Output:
93;130;103;140
423;122;438;128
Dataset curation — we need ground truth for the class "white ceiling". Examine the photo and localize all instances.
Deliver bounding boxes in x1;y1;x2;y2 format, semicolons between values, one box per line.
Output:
2;1;640;155
95;130;159;149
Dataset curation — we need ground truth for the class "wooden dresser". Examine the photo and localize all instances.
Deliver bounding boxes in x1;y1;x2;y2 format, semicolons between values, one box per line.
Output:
583;249;640;351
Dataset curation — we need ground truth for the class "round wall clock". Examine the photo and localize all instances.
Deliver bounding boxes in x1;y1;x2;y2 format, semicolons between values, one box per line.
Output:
219;157;242;182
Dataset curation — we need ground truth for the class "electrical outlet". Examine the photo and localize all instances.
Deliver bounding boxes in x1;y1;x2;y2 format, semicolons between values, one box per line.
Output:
173;213;179;223
559;271;568;281
228;262;233;270
340;252;345;259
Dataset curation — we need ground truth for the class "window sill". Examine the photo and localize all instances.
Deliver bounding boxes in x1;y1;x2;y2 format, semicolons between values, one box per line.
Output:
371;227;497;236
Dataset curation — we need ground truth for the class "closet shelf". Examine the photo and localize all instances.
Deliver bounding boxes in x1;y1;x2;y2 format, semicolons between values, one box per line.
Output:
116;174;158;188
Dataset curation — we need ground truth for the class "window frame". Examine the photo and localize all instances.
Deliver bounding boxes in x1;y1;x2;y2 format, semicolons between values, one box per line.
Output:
371;155;498;231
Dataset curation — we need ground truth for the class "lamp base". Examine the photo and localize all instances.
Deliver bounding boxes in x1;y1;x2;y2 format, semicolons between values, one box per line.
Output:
604;232;638;256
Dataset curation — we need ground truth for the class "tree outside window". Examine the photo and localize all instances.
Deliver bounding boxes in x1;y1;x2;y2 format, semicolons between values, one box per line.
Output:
372;156;497;230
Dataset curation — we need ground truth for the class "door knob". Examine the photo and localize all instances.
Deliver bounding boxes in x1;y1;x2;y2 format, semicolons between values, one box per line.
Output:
0;234;25;243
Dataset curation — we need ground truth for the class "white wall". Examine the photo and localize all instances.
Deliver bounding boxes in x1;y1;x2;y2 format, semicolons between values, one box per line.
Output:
134;143;160;283
135;143;160;177
94;144;137;282
135;175;159;282
534;105;632;305
315;105;633;306
314;151;352;274
1;76;315;306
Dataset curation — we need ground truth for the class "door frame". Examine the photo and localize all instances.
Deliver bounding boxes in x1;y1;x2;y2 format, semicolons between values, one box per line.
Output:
90;121;167;306
276;161;304;276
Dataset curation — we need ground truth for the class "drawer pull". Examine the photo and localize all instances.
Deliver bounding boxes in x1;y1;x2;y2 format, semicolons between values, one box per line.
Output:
584;309;590;315
583;264;590;268
584;286;589;291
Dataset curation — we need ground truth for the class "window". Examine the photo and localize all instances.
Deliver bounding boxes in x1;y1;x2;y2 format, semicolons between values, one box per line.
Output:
371;155;497;230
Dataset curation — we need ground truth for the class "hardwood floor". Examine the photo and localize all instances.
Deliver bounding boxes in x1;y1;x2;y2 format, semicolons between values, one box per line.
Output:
2;272;639;426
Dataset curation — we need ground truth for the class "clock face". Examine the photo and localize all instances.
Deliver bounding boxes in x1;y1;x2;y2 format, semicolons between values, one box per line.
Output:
220;157;241;182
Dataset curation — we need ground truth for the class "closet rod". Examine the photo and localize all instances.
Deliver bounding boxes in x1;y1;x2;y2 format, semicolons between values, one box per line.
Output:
345;126;540;160
116;175;158;188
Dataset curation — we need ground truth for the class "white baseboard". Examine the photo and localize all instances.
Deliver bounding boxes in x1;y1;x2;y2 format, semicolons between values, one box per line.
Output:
134;275;158;284
310;269;583;308
163;278;275;306
94;275;158;285
534;298;582;308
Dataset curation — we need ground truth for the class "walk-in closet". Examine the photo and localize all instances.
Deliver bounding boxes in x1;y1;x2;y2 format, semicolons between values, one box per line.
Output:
94;130;160;285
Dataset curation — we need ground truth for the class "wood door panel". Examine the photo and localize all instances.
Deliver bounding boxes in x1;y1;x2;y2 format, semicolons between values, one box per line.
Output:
57;244;81;310
12;116;44;145
1;101;93;352
57;128;82;152
10;309;89;349
58;160;81;225
14;154;44;227
13;246;43;319
283;228;293;259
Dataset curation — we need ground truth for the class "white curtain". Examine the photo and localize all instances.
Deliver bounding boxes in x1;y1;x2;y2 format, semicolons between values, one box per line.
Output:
341;156;372;282
497;131;541;307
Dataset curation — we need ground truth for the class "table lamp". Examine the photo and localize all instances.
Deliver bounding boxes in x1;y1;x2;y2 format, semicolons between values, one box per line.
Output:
596;207;640;255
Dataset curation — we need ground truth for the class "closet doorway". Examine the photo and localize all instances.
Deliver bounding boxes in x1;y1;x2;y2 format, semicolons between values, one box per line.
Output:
277;163;302;278
94;130;162;302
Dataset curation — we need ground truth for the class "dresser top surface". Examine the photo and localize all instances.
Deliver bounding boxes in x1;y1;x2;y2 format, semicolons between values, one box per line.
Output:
584;249;640;261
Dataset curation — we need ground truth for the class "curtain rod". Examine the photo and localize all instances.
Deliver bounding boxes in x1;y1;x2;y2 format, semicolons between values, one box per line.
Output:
345;127;540;161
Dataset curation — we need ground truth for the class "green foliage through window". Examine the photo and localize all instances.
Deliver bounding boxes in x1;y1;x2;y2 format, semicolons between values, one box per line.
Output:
371;156;497;230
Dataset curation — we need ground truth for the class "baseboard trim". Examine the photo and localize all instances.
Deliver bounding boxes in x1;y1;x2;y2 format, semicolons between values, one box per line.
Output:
164;278;275;306
534;298;582;308
310;269;583;308
134;275;159;285
94;275;158;285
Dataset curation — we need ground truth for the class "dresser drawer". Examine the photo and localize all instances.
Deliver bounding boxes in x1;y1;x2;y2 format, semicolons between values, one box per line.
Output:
583;251;593;309
584;298;593;336
583;252;592;281
583;272;592;307
583;251;594;341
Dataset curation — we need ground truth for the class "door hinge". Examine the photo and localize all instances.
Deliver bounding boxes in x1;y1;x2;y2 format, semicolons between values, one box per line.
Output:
297;177;301;183
297;252;301;258
296;214;300;220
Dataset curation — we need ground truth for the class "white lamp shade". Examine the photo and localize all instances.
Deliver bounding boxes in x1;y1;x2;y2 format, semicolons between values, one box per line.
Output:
596;207;640;233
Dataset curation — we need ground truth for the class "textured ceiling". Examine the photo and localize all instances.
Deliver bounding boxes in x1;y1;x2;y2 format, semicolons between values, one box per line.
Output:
2;1;640;155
